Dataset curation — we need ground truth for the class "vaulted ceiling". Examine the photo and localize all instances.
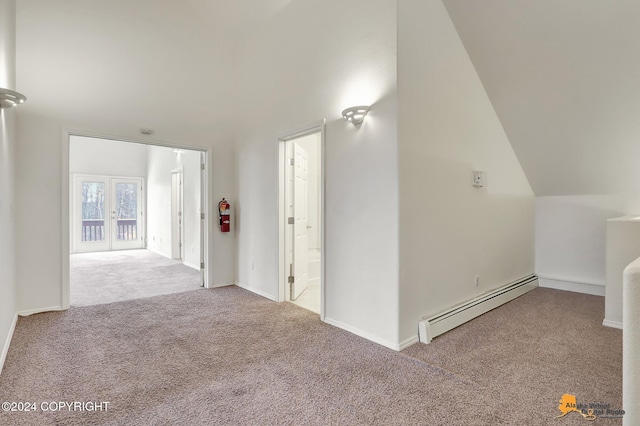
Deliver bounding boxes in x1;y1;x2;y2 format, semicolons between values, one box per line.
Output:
17;0;639;198
443;0;640;196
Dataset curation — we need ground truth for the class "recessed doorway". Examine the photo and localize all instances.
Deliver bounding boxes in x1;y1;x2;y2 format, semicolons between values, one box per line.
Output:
279;124;324;317
65;135;209;308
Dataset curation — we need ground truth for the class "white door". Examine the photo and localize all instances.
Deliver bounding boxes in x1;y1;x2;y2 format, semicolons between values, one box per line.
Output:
199;153;206;286
292;142;309;300
171;172;183;260
74;175;143;253
75;176;110;253
110;178;143;251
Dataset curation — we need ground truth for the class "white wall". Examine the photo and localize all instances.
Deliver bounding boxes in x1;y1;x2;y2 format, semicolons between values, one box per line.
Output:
443;0;640;198
69;136;149;254
397;0;536;344
234;0;399;348
443;1;640;303
70;136;148;177
0;0;18;373
536;195;640;295
146;146;201;270
15;0;236;312
295;133;321;250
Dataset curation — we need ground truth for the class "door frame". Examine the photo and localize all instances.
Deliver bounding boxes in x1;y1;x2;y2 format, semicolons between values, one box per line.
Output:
61;129;212;310
277;120;326;320
170;168;184;260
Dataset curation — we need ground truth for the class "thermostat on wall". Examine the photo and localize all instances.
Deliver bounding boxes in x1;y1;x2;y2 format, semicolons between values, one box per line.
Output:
472;171;486;188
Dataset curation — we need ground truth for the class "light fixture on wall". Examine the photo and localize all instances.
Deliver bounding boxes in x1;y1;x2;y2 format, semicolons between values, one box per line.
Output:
0;87;27;109
342;106;370;125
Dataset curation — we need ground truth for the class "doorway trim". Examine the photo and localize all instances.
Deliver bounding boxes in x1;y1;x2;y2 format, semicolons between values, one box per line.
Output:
277;120;326;321
170;168;184;261
61;129;212;310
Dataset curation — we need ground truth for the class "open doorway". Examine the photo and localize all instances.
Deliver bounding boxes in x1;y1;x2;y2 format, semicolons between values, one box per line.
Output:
67;135;207;307
279;124;324;317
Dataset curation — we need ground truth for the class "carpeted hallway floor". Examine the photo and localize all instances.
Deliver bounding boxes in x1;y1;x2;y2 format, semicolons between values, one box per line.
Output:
70;249;202;306
0;287;621;425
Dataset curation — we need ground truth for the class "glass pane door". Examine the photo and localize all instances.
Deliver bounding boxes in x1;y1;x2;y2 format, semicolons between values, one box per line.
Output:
111;178;143;250
75;177;110;253
73;176;143;253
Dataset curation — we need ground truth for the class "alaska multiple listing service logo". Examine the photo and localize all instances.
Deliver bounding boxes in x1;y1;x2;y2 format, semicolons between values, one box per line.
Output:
557;394;624;421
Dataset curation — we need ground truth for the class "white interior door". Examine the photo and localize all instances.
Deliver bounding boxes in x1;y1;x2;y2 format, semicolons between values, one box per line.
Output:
171;172;183;260
111;178;143;251
200;153;206;286
75;176;110;253
292;142;309;300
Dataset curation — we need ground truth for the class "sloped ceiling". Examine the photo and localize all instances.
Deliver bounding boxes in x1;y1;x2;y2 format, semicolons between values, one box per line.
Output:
443;0;640;196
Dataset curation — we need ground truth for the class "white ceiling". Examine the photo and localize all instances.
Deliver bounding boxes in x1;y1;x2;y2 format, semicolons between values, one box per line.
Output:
184;0;293;39
17;0;640;197
443;0;640;196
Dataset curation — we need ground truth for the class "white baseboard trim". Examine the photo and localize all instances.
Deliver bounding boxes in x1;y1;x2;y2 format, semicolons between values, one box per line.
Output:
602;319;623;329
183;261;200;271
234;283;277;301
0;313;18;376
18;306;64;317
146;247;172;259
211;281;235;289
538;276;605;296
323;317;399;351
398;335;420;350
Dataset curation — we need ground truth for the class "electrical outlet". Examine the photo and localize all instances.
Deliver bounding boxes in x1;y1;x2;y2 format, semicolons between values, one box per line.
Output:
475;275;480;287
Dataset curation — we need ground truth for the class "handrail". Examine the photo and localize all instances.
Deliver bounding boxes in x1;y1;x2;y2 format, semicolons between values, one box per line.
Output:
622;257;640;425
81;219;137;242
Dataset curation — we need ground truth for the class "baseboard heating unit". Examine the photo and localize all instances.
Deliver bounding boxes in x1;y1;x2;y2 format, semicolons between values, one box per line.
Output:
418;274;538;344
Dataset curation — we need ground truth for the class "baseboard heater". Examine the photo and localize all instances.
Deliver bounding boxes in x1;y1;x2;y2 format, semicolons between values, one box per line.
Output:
418;274;538;344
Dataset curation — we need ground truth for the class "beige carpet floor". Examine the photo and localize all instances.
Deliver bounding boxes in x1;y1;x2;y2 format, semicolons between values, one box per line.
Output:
0;287;622;425
70;250;202;306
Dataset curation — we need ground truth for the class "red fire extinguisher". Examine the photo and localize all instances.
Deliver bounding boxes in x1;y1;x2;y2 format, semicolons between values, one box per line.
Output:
218;198;231;232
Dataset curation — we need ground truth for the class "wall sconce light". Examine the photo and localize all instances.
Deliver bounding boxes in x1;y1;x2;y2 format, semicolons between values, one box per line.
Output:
342;106;370;125
0;87;27;109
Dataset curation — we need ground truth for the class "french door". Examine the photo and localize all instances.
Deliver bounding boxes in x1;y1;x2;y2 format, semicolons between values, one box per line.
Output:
74;175;144;253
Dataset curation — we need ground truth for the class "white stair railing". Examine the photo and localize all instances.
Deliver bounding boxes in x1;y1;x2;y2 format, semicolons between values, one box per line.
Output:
623;257;640;425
